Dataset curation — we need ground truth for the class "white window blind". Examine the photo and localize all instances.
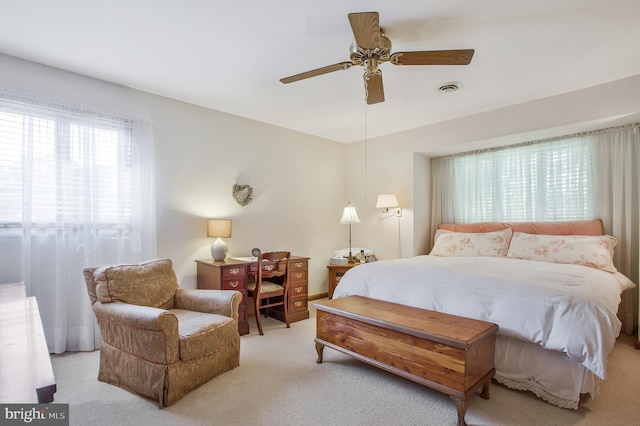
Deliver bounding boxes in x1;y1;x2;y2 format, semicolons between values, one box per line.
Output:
0;102;134;229
451;139;593;223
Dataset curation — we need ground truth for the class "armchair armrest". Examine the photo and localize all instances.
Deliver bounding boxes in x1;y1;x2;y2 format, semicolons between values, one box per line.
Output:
92;301;179;364
174;289;241;321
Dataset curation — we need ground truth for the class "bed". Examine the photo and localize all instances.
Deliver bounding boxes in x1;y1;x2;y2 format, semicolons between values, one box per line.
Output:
332;219;636;409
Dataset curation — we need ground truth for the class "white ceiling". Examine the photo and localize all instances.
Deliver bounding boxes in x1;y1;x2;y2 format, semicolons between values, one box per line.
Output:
1;0;639;143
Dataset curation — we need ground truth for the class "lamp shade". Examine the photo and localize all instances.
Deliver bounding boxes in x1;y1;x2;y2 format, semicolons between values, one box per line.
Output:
207;219;232;238
340;205;361;224
376;193;399;209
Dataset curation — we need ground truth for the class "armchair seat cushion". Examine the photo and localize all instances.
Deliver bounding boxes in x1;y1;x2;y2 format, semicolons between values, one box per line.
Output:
172;309;238;361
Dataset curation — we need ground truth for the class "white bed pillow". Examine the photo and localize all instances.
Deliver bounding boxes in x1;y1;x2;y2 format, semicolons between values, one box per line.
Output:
430;228;512;257
506;232;618;273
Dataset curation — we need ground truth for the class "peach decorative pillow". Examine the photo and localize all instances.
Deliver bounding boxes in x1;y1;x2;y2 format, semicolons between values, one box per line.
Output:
507;232;618;273
430;228;513;257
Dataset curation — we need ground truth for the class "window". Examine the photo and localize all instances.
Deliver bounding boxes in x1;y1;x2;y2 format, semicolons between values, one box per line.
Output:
449;140;593;223
0;106;134;229
0;91;155;353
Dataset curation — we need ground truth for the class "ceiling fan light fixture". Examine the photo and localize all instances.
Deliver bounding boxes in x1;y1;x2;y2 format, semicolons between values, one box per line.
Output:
349;33;391;67
364;57;379;74
438;82;462;93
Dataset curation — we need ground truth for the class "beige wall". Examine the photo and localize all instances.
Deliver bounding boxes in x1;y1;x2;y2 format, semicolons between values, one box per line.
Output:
151;97;347;293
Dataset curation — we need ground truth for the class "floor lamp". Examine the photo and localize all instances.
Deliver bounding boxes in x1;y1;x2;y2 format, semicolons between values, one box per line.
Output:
340;202;361;263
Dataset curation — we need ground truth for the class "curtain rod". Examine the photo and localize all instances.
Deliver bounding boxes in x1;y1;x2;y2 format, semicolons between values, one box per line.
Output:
0;86;150;125
433;121;640;160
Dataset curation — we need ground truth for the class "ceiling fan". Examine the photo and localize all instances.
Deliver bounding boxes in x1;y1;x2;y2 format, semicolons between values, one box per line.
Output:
280;11;474;105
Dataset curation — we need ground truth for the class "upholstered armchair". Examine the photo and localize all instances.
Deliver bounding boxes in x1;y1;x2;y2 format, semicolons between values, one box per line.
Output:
83;258;241;407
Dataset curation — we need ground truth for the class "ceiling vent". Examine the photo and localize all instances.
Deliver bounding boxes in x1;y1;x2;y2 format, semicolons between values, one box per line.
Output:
438;82;462;93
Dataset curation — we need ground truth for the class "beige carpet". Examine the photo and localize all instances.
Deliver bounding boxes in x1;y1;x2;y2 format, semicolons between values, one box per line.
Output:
52;302;640;426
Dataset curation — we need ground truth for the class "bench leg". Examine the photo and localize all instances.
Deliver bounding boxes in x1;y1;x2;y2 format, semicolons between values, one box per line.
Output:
451;378;491;426
315;342;324;364
451;396;470;426
480;378;491;399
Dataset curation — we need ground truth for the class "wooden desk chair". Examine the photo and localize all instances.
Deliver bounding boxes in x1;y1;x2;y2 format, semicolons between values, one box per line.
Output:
247;251;291;335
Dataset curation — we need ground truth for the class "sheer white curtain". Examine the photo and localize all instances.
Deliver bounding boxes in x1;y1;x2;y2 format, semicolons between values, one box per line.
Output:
429;156;455;244
430;124;639;334
0;90;156;353
590;126;639;335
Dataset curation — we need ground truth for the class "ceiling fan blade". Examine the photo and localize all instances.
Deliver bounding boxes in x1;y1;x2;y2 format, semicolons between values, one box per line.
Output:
390;49;474;66
348;12;380;50
364;72;384;105
280;62;353;84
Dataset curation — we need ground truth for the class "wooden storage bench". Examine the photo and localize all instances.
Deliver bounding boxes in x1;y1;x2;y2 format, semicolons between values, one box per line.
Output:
314;295;498;426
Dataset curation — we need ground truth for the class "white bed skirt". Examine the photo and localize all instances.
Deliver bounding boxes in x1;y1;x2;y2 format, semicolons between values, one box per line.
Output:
494;335;599;409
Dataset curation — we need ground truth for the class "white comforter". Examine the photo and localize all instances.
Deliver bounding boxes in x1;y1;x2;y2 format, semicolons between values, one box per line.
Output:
333;255;634;379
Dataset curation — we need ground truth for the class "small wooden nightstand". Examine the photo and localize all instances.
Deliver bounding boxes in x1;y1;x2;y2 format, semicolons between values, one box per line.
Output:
327;262;362;299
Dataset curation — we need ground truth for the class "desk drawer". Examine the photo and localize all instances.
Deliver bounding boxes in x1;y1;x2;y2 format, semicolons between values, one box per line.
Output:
290;270;307;283
222;266;246;278
290;297;308;313
248;260;287;275
222;278;244;291
290;259;307;271
290;283;307;298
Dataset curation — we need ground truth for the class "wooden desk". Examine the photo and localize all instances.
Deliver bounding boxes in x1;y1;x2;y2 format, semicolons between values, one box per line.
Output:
0;283;57;403
195;256;310;335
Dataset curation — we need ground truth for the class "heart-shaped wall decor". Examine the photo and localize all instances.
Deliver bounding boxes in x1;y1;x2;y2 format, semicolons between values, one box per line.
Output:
232;184;253;207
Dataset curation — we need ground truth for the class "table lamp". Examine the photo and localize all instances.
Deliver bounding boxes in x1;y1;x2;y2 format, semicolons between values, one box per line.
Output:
207;219;232;261
340;202;361;263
